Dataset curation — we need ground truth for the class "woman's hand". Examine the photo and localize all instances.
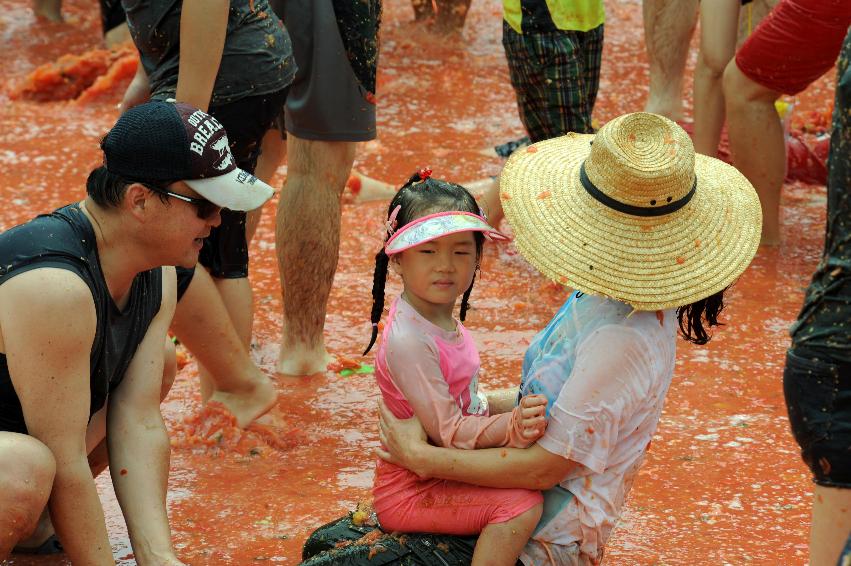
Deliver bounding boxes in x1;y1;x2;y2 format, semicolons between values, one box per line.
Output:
518;394;548;441
376;400;430;478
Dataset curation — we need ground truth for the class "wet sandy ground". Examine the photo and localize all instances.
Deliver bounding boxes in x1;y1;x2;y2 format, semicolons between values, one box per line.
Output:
0;0;838;563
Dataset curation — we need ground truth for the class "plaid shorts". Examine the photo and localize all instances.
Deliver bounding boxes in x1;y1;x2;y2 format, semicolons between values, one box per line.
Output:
502;21;604;142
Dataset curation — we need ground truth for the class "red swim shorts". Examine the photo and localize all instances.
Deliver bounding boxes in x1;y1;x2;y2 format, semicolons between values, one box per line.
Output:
735;0;851;95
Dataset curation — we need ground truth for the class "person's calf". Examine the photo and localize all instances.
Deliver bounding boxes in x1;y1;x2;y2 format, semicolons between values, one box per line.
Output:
276;137;356;376
473;503;542;566
810;484;851;566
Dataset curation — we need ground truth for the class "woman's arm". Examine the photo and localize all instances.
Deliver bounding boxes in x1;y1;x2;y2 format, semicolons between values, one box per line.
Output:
377;400;576;490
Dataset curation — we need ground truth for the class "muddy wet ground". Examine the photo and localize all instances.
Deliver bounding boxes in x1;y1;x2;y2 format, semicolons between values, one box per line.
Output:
0;0;837;563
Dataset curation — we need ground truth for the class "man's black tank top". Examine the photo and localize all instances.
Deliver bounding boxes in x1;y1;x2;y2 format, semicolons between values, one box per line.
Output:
0;204;163;434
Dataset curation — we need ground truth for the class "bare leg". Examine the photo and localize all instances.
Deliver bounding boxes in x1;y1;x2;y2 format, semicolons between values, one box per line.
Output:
172;269;276;427
276;135;356;376
723;60;784;245
250;131;287;243
0;434;56;559
810;485;851;566
642;0;698;121
433;0;473;34
104;22;131;49
472;504;542;566
693;0;739;156
31;0;62;22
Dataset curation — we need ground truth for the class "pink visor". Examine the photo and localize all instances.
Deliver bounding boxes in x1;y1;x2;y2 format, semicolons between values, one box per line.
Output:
384;211;509;256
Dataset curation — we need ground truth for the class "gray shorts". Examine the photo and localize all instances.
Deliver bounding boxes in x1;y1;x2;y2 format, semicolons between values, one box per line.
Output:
270;0;378;142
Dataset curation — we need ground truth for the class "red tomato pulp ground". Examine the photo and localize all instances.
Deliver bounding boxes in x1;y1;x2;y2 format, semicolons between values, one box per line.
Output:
0;0;838;563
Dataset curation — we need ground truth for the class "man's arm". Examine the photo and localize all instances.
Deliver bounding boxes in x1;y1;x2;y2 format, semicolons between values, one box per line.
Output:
107;268;183;565
377;400;577;491
0;269;113;565
174;0;229;111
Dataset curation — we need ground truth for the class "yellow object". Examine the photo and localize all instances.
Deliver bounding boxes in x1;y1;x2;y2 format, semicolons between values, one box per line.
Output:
504;0;605;34
352;510;369;526
775;99;791;120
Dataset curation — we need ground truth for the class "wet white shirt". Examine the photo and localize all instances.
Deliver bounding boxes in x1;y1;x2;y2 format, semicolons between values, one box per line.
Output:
518;293;677;565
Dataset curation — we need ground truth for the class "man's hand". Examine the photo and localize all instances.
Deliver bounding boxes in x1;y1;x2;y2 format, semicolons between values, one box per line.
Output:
518;394;548;441
376;400;430;477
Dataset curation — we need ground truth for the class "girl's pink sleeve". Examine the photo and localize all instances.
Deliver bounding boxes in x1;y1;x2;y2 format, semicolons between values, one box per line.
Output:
385;328;531;450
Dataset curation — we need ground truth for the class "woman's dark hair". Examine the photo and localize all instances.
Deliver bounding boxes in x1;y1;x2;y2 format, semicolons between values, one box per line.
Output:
86;165;170;209
675;287;727;345
363;169;484;355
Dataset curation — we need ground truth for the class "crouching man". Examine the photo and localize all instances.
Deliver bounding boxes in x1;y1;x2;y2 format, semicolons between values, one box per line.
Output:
0;100;274;564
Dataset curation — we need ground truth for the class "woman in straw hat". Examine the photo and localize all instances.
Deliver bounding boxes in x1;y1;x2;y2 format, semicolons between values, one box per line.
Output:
299;112;761;566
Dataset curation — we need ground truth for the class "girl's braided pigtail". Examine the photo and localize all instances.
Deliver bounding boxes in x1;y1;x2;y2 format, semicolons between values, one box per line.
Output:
459;271;476;322
363;248;390;355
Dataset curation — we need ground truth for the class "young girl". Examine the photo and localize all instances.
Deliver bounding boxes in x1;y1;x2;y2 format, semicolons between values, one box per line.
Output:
363;169;548;566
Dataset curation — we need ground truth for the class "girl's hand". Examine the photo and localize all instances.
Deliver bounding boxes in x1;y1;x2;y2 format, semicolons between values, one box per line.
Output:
376;400;430;478
519;394;548;441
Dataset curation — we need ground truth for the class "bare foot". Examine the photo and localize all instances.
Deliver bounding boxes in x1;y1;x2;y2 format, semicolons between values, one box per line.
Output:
276;342;332;377
208;375;277;429
466;177;503;226
31;0;62;22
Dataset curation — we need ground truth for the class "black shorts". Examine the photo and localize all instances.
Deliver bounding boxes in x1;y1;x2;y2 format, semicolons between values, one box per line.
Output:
300;514;524;566
270;0;379;142
784;348;851;488
201;88;288;278
99;0;126;33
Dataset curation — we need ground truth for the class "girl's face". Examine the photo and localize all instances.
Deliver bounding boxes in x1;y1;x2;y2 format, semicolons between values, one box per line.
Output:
394;231;478;318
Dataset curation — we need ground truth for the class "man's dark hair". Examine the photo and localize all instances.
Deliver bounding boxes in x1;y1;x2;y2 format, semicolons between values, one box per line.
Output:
86;166;169;209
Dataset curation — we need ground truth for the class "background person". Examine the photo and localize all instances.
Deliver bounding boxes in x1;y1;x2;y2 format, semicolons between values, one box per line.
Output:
722;0;851;245
120;0;295;422
783;28;851;566
270;0;381;376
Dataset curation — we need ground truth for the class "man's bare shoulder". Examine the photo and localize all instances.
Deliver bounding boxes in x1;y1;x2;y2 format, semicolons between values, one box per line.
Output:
0;267;93;307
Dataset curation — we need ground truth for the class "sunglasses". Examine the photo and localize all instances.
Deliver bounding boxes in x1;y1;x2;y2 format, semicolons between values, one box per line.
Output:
142;183;221;220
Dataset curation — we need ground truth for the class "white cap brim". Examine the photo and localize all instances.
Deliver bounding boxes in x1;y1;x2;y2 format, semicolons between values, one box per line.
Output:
185;167;275;211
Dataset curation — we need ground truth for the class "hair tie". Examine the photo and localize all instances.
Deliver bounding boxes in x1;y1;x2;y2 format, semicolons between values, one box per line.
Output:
418;167;432;181
385;204;401;237
372;322;378;328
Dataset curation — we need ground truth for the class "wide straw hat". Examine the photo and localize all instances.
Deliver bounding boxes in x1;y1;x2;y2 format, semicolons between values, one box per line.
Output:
499;112;762;311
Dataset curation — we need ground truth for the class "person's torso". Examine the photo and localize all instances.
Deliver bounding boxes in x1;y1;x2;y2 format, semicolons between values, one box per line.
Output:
790;30;851;362
520;293;677;562
123;0;296;106
0;204;163;434
375;296;484;420
503;0;605;34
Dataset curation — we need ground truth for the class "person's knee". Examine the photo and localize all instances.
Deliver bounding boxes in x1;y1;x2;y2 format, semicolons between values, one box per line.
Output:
287;137;357;190
699;45;733;77
0;436;55;536
161;338;177;401
723;61;778;107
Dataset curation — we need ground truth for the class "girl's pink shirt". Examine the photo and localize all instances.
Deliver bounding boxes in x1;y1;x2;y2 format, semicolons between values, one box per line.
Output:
375;296;528;450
